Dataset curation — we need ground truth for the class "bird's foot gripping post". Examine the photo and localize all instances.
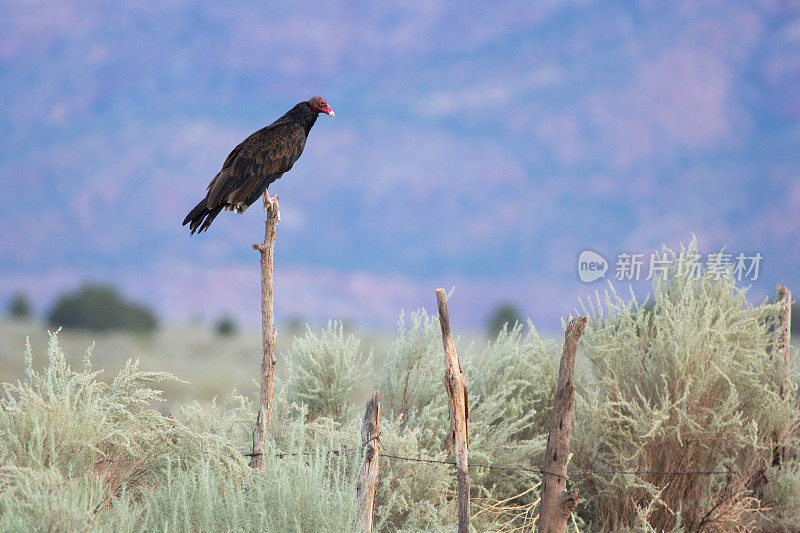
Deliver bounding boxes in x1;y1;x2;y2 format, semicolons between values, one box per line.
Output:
263;192;280;224
250;195;280;470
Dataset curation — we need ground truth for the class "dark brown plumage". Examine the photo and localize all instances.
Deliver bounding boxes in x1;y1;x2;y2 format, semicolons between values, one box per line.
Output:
183;96;334;234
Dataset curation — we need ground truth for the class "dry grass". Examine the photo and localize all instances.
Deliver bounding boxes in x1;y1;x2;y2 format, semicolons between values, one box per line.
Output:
472;483;541;531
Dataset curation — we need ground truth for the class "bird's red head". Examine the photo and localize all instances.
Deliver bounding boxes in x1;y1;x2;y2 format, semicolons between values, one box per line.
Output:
308;96;334;118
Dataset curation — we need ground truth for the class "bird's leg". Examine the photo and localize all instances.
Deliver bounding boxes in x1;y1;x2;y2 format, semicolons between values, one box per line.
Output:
263;189;280;224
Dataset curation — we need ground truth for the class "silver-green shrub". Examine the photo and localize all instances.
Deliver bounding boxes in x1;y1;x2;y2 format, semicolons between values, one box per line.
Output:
573;241;798;531
105;450;360;533
762;460;800;530
372;421;454;531
379;309;449;443
2;238;798;532
0;332;360;533
286;320;372;422
0;331;198;531
466;323;554;502
375;311;559;530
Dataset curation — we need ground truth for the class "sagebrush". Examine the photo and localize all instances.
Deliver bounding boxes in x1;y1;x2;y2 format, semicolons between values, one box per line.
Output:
1;241;798;531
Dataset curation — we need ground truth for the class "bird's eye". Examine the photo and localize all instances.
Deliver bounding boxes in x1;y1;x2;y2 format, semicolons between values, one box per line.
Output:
319;100;326;106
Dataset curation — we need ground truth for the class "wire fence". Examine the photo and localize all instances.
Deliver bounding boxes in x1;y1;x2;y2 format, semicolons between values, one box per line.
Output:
245;447;732;479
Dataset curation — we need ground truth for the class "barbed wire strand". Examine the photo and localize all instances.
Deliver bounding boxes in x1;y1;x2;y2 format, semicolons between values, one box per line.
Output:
244;449;730;478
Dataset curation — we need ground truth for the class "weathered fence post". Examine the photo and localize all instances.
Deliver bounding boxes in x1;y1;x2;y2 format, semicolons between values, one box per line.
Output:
435;289;470;533
250;195;280;470
539;315;586;533
774;284;792;466
356;391;381;532
776;284;792;400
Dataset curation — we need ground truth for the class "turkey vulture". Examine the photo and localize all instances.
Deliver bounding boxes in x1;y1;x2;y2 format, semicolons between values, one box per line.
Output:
183;96;334;234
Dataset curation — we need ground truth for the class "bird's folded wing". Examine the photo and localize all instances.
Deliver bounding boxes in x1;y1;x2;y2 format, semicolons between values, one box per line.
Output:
206;122;307;209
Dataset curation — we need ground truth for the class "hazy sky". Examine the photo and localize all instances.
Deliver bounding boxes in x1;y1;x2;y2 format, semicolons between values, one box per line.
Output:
1;0;798;331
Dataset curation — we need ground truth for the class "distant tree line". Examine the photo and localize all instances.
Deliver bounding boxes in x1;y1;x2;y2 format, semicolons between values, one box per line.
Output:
48;284;158;332
7;290;797;338
6;285;158;332
5;285;251;336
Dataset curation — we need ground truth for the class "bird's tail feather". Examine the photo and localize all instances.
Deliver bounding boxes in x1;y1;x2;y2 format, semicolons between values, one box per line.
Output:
183;199;223;235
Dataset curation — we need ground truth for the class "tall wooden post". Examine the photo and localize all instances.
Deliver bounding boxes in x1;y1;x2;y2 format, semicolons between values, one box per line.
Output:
435;289;470;533
356;391;381;532
539;316;586;533
250;195;280;470
776;285;792;400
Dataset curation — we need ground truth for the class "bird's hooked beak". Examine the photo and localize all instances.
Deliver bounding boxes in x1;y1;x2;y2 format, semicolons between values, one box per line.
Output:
325;108;335;118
